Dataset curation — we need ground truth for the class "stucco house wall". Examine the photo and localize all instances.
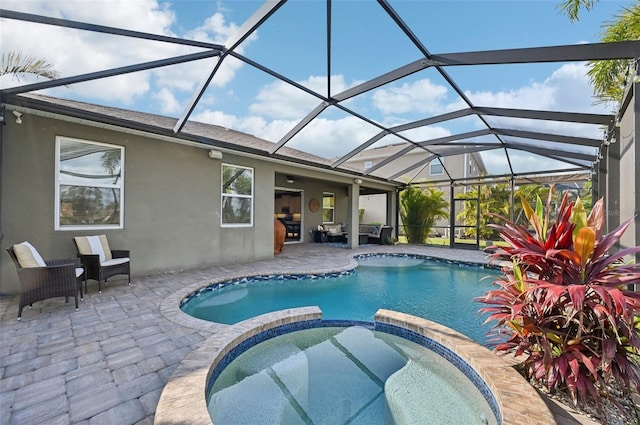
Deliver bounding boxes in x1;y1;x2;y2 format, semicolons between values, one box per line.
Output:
1;108;396;295
1;114;276;294
617;82;638;252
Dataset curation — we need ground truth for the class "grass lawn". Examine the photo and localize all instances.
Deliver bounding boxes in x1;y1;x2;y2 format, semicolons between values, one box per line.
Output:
396;236;509;249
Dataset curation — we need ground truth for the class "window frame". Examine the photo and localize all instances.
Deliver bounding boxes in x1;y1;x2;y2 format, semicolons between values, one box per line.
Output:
322;192;335;224
55;136;125;231
429;158;444;176
221;163;254;227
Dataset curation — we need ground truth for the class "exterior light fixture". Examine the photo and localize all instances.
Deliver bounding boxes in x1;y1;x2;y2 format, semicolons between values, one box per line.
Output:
286;176;294;184
13;110;23;124
354;178;363;184
208;149;223;160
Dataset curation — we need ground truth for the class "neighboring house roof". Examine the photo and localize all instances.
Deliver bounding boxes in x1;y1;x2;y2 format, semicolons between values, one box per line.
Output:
346;141;488;182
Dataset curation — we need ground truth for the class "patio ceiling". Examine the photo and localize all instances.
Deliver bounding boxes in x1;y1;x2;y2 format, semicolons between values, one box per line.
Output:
1;2;638;187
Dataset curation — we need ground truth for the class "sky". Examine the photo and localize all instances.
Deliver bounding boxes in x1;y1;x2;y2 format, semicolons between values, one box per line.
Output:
0;0;632;177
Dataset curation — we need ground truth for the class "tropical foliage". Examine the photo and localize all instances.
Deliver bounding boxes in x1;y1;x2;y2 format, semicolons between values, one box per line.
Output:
557;0;598;22
0;51;60;81
399;185;448;244
557;0;640;104
478;188;640;416
457;184;512;240
587;4;640;104
458;183;591;240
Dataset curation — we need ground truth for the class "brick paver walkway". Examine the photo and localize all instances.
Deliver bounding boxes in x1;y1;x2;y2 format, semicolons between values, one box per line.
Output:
0;244;595;424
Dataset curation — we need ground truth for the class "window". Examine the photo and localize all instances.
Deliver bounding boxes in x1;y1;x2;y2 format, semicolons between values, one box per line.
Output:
429;158;444;175
55;137;124;230
364;160;372;170
221;164;253;226
322;192;334;223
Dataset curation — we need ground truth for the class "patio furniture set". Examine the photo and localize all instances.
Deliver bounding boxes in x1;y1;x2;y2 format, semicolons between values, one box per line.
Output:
313;224;393;245
6;235;130;320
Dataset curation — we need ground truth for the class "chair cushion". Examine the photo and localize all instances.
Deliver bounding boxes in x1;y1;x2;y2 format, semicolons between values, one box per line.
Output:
100;257;129;267
13;242;47;268
75;235;113;261
323;224;342;235
76;268;85;278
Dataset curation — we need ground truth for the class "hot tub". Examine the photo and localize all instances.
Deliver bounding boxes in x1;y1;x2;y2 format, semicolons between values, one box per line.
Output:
154;307;556;424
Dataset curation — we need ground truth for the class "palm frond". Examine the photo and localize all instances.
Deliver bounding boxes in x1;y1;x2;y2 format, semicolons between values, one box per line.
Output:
0;51;60;81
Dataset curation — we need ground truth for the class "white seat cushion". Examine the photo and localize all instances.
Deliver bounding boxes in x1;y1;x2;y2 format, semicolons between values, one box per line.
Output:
76;268;85;278
74;235;113;261
100;257;129;267
13;241;47;268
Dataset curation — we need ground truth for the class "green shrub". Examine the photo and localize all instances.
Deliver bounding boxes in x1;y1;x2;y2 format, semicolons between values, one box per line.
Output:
399;186;448;244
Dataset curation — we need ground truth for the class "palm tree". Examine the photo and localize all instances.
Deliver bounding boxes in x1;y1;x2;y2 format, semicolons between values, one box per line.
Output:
400;185;449;244
587;4;639;103
557;0;597;22
0;51;60;82
557;1;640;104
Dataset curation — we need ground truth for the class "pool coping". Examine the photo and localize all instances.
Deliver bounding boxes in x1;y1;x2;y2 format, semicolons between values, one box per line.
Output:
154;307;555;425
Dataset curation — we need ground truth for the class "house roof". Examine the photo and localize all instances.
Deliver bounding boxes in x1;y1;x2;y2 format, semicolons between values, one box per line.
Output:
6;92;392;186
1;4;638;188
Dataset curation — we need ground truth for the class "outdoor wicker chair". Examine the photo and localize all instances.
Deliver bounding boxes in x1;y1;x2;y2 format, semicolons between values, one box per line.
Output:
73;235;130;293
7;242;84;320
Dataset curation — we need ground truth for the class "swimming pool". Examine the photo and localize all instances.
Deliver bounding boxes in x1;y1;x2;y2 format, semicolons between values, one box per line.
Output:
180;254;500;343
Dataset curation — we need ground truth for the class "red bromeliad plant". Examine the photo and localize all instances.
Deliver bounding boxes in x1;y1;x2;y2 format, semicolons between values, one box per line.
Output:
478;187;640;414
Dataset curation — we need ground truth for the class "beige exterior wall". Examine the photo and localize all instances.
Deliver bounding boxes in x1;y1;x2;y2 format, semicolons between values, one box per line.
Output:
346;144;484;182
1;113;395;294
617;84;638;252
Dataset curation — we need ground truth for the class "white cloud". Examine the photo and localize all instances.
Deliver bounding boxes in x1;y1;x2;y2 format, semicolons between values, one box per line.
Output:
286;116;381;158
192;109;241;129
464;63;606;112
153;87;181;115
0;0;251;105
249;75;353;120
372;79;448;114
462;63;610;136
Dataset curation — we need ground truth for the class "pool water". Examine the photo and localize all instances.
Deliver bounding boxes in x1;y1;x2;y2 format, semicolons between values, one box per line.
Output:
208;326;497;425
181;255;499;343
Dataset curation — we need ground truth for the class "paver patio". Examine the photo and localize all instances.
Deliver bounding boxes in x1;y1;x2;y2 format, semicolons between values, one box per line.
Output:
0;243;597;424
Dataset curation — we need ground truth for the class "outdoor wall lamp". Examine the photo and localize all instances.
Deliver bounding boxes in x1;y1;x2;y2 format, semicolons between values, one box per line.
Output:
354;178;363;184
286;176;294;184
208;149;223;160
13;110;23;124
